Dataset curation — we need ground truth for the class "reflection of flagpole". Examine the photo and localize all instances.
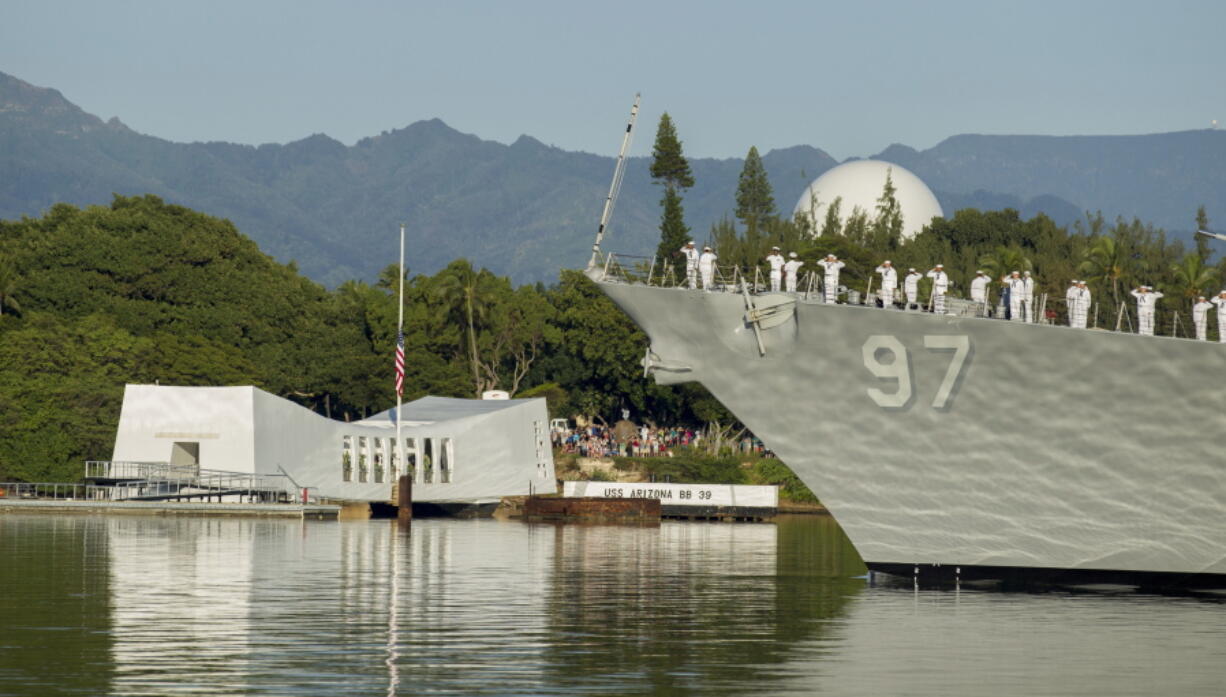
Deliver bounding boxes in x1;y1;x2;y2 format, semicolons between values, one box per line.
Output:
386;525;400;697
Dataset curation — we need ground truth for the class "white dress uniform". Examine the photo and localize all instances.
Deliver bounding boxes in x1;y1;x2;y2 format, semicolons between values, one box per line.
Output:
1212;293;1226;343
681;244;700;289
1131;287;1163;336
1065;283;1079;327
765;252;785;292
875;263;898;308
699;249;718;290
926;268;949;313
1008;274;1026;322
1022;273;1036;323
783;257;804;293
1193;298;1214;341
970;274;989;305
1073;284;1091;329
904;271;922;310
817;258;845;304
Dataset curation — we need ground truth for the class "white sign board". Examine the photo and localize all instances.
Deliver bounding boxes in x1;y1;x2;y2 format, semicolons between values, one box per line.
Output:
563;481;778;508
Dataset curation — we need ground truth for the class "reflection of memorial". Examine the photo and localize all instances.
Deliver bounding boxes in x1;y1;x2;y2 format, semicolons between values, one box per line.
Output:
540;516;866;696
107;517;257;695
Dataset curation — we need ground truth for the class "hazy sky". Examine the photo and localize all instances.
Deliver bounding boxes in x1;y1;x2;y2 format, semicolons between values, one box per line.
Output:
4;0;1224;161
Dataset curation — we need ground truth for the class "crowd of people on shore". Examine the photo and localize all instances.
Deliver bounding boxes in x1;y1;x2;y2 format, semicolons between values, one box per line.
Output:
551;422;772;458
677;240;1226;341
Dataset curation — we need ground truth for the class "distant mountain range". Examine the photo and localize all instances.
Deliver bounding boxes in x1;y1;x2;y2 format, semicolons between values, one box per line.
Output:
3;70;1223;285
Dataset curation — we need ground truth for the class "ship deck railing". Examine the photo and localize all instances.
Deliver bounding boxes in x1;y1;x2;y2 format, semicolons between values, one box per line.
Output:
592;251;1207;340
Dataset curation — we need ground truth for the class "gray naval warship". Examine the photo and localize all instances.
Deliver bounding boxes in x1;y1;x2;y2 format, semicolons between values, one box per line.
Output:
590;268;1226;588
583;97;1224;589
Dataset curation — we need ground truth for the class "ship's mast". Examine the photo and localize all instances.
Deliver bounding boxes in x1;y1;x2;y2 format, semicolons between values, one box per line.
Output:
587;93;641;271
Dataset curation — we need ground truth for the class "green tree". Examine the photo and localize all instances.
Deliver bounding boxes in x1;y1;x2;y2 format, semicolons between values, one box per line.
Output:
1079;233;1131;305
1196;205;1212;263
735;146;776;235
649;113;694;190
435;259;500;397
1170;252;1219;304
870;169;904;248
0;256;20;317
819;196;843;238
655;188;692;279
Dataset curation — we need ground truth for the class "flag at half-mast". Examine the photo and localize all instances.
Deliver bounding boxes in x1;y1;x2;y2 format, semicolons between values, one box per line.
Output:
394;328;406;397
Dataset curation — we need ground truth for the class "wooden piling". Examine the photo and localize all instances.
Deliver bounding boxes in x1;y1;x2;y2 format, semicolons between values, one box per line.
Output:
397;474;412;528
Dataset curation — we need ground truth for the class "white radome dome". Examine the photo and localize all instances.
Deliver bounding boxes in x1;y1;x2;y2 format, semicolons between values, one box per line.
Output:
793;160;943;241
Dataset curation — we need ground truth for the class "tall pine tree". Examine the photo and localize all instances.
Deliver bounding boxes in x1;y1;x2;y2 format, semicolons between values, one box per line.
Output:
650;113;695;277
1196;205;1212;263
735;146;776;236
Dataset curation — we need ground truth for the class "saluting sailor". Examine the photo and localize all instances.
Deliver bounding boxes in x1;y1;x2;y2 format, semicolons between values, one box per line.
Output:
1073;280;1091;329
1022;270;1036;322
1131;285;1163;336
1065;280;1079;327
904;268;923;310
765;246;785;293
970;270;989;310
1193;295;1214;341
874;260;898;309
926;264;949;314
699;246;718;291
783;252;804;294
817;254;845;304
681;240;700;289
1008;271;1026;322
1212;291;1226;343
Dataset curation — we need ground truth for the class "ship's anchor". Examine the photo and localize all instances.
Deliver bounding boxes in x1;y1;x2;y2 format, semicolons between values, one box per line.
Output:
642;347;692;378
741;280;796;356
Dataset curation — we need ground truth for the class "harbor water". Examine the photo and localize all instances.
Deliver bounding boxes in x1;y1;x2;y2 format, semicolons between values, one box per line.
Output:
1;513;1222;696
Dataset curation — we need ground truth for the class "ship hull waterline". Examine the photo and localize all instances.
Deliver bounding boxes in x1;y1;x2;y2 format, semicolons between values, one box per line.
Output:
596;277;1226;587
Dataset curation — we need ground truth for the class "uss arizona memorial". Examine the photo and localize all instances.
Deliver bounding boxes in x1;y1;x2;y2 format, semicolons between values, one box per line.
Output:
110;384;556;504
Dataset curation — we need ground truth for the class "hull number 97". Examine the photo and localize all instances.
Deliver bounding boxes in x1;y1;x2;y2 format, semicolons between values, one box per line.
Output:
862;335;971;410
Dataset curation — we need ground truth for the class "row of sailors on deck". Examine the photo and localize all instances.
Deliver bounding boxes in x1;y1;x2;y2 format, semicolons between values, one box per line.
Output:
681;241;1226;342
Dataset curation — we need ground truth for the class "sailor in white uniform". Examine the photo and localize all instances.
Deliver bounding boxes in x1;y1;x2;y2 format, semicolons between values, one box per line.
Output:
1193;295;1214;341
765;246;785;293
783;252;804;293
926;264;949;314
1073;280;1091;329
699;246;718;291
970;270;989;312
1212;291;1226;343
1022;270;1036;322
1065;280;1079;327
1130;285;1163;336
1008;271;1026;322
817;254;845;304
681;241;700;289
874;260;897;309
904;268;922;310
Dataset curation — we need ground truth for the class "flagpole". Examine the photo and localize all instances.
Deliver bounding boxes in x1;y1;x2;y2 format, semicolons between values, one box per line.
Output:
396;223;405;478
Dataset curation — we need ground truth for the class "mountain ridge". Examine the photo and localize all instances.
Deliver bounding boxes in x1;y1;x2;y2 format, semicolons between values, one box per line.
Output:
2;70;1217;285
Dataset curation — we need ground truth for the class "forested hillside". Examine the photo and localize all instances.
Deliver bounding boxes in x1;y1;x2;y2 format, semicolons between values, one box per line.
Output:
10;69;1203;288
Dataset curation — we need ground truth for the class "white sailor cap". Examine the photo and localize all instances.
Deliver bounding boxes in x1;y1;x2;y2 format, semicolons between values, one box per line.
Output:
976;270;985;274
771;245;780;250
703;246;711;251
1023;270;1031;276
1011;270;1020;275
935;263;944;268
788;252;797;258
883;260;891;264
909;267;917;272
686;240;695;245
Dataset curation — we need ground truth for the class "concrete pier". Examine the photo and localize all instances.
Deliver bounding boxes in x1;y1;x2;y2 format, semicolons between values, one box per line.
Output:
0;499;340;519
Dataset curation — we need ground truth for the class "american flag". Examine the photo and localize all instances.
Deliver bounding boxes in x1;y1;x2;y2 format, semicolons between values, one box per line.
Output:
394;328;405;397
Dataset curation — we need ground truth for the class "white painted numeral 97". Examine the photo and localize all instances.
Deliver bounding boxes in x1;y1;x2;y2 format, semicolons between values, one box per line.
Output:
862;335;912;408
863;335;970;410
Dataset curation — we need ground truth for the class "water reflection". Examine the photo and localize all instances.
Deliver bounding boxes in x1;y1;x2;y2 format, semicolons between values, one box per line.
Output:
2;513;1220;696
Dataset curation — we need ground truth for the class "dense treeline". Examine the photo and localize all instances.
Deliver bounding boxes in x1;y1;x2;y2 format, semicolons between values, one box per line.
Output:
0;196;722;482
2;180;1221;483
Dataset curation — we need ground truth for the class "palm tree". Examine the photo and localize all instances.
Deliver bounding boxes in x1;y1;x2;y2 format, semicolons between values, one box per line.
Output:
1171;252;1220;304
1078;234;1131;305
435;260;498;397
0;258;21;318
977;245;1032;282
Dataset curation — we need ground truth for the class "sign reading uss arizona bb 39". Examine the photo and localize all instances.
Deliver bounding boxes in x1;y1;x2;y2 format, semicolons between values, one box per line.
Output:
563;481;778;508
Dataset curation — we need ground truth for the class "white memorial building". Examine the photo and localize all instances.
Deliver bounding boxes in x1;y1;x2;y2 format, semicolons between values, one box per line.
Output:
110;384;556;503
